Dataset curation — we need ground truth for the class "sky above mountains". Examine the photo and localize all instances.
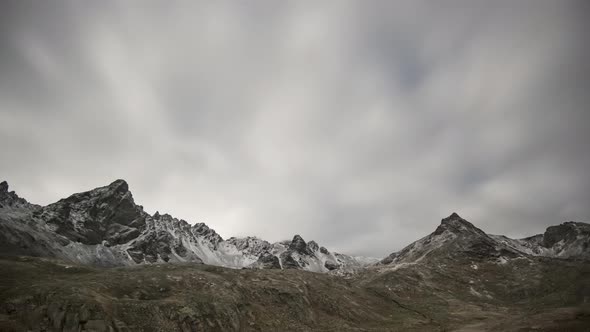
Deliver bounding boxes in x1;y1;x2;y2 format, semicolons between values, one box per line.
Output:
1;1;589;256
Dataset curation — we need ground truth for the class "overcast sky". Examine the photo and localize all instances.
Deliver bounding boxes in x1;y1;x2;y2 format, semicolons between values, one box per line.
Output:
1;1;589;257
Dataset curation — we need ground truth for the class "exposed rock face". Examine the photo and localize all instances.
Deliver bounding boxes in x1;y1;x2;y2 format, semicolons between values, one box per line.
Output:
543;221;589;248
192;222;223;249
126;228;175;263
225;236;271;256
255;252;281;269
289;235;312;255
41;179;146;245
307;240;319;252
324;261;339;270
0;180;372;272
280;252;303;269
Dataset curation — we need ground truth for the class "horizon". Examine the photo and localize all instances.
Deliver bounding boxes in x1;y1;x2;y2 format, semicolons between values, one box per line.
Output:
1;1;589;257
1;177;585;258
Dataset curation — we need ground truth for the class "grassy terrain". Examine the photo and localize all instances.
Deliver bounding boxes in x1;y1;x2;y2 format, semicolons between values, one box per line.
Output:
0;255;589;331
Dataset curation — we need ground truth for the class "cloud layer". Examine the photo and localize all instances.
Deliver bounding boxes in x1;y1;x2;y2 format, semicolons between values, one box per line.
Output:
1;0;589;256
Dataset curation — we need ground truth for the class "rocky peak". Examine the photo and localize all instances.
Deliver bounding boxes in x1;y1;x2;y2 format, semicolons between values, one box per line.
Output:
192;223;223;248
441;212;468;225
289;234;306;250
0;181;29;208
543;221;590;248
307;240;319;252
0;181;8;193
434;212;485;236
59;179;133;206
380;213;518;266
153;213;175;222
289;235;314;255
42;179;146;245
108;179;129;194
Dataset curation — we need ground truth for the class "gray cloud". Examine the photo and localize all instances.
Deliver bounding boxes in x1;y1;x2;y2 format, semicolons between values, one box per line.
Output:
1;0;589;257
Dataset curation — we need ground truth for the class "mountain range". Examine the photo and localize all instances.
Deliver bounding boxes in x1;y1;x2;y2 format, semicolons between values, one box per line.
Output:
1;180;588;271
1;179;589;331
0;180;376;273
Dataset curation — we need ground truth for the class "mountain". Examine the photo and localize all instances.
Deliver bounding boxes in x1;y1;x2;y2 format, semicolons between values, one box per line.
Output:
0;180;374;272
490;221;590;259
378;213;590;269
1;208;589;331
378;213;523;267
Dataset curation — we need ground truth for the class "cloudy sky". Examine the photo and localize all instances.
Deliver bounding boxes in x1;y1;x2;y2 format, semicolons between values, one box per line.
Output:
1;1;589;257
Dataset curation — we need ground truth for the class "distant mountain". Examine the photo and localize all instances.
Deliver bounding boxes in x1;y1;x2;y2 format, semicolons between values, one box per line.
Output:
1;180;588;275
378;213;590;269
0;180;375;272
490;221;590;259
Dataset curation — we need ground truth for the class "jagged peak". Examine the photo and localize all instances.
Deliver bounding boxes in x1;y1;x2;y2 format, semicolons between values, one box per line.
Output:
193;222;209;229
151;212;188;227
107;179;129;193
442;212;472;226
288;234;306;247
291;234;306;246
289;234;314;255
56;179;133;206
434;213;484;236
450;212;460;218
307;240;319;252
0;180;30;208
442;212;464;222
0;181;8;193
192;222;224;243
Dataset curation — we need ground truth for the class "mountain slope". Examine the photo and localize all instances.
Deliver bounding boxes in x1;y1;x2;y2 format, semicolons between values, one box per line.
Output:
364;213;590;331
1;240;589;331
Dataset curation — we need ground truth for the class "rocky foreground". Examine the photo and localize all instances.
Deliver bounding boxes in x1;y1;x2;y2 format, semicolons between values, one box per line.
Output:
1;252;589;331
1;180;590;331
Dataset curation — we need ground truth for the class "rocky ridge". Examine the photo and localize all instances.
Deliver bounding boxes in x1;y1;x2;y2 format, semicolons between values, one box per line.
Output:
0;180;374;272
